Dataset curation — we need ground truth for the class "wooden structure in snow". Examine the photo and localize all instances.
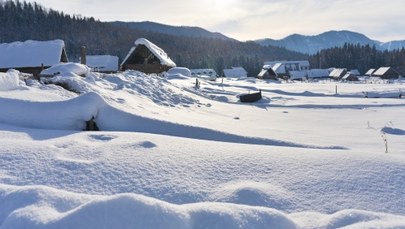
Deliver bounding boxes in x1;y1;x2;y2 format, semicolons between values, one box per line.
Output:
239;90;262;103
120;38;176;74
0;39;68;77
372;67;400;79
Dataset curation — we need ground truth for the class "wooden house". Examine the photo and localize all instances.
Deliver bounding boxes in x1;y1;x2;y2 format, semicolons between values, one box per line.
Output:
120;38;176;74
372;67;400;79
257;65;278;80
329;68;347;80
0;40;68;77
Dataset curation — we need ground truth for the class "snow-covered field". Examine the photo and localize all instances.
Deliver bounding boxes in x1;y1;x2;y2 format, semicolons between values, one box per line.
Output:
0;68;405;228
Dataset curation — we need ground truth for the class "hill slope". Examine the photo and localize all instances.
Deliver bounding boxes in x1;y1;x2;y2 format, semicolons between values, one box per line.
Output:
256;30;405;54
110;21;233;41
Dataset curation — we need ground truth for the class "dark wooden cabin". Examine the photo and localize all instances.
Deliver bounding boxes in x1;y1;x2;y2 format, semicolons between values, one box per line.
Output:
372;67;401;79
120;38;176;74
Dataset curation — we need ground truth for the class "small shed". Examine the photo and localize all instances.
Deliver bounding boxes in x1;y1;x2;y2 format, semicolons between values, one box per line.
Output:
257;65;278;80
329;68;347;80
223;67;248;78
0;39;68;77
372;67;400;79
120;38;176;74
85;55;119;73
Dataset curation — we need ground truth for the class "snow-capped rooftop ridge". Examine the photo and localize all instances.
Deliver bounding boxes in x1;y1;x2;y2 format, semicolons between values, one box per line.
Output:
134;38;176;67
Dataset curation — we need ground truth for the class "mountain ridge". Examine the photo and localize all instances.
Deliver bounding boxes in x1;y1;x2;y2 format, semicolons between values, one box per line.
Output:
255;30;405;54
109;21;234;41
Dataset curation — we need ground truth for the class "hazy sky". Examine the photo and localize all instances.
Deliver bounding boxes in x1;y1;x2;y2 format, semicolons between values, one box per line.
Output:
26;0;405;42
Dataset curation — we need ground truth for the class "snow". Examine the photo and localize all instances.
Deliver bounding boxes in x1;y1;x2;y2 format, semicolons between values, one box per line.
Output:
1;69;405;228
121;38;176;68
223;67;248;78
0;40;65;68
167;67;191;77
0;70;21;90
40;62;90;77
85;55;119;72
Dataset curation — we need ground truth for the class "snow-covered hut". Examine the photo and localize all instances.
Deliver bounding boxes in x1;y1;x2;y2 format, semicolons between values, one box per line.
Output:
223;67;248;78
329;68;347;80
85;55;119;73
120;38;176;74
372;67;400;79
341;72;359;81
0;40;68;77
257;65;277;80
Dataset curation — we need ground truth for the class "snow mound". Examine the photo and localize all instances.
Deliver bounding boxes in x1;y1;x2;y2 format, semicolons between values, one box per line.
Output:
209;181;295;210
0;92;106;130
0;70;20;91
41;63;90;77
167;67;191;77
1;184;404;229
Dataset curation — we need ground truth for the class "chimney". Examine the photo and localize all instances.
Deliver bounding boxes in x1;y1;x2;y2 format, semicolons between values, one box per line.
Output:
80;46;86;65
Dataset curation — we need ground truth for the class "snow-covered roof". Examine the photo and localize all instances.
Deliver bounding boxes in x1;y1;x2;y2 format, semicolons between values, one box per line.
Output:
0;40;67;69
329;68;347;78
121;38;176;68
373;67;391;76
350;69;360;76
86;55;119;72
365;69;376;76
223;67;247;78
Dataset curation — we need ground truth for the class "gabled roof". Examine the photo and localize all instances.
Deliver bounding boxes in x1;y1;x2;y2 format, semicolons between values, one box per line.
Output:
365;69;376;76
329;68;347;78
0;40;67;69
121;38;176;68
372;67;391;76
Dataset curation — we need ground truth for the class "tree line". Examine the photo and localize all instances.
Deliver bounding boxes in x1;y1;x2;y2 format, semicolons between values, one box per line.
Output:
0;0;306;77
309;43;405;75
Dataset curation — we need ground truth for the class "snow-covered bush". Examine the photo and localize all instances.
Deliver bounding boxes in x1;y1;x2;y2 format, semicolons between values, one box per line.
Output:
41;62;90;77
0;69;20;90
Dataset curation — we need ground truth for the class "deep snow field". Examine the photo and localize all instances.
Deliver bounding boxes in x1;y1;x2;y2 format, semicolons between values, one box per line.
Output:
0;68;405;228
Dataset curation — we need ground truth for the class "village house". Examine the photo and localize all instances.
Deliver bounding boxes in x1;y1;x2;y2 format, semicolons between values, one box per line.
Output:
0;39;68;77
120;38;176;74
329;68;347;80
257;65;278;80
264;60;310;78
372;67;401;79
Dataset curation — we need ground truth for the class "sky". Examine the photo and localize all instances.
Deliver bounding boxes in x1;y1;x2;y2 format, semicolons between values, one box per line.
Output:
25;0;405;42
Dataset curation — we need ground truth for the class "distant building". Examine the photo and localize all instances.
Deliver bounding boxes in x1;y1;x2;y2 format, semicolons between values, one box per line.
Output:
329;68;347;80
372;67;400;79
223;67;248;78
121;38;176;74
264;60;310;77
85;55;119;73
365;69;376;76
257;65;278;80
0;39;68;77
190;69;218;81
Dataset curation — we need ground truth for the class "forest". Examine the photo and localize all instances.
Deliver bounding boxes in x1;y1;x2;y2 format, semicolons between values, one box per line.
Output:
1;0;405;76
0;0;305;77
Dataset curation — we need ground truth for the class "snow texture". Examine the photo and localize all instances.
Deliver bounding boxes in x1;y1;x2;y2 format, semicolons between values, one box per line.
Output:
0;40;65;68
0;69;405;228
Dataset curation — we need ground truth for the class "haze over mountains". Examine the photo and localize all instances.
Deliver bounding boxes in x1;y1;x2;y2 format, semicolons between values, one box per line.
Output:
113;22;405;55
255;30;405;54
